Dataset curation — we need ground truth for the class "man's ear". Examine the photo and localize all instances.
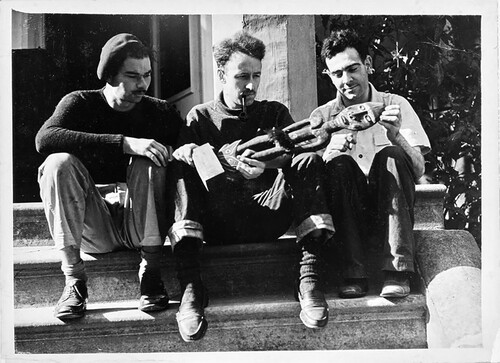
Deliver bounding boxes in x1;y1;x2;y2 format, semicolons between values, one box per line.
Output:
217;68;226;84
364;55;373;73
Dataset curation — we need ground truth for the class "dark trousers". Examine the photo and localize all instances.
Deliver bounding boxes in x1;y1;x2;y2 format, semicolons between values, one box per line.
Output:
168;152;334;247
324;146;417;278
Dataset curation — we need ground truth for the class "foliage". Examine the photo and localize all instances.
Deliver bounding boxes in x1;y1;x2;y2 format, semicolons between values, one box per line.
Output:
317;15;482;246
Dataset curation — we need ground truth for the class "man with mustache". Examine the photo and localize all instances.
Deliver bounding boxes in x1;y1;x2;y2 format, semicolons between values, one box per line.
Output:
36;34;182;319
170;31;335;342
312;28;430;299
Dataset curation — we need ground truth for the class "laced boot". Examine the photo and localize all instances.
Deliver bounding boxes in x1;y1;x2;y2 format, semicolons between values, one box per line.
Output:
54;279;88;320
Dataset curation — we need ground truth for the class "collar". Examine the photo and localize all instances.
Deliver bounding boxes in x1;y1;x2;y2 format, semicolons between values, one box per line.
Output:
215;91;253;119
332;83;382;113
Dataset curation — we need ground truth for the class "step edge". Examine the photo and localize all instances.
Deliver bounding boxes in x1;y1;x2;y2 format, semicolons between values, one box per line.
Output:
15;294;427;333
13;184;445;212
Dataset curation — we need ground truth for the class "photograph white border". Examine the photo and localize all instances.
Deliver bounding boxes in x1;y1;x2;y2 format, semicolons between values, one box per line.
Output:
1;0;498;362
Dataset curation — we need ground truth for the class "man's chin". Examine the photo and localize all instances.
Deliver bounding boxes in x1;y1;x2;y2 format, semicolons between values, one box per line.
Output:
243;95;256;106
129;94;145;102
343;93;362;103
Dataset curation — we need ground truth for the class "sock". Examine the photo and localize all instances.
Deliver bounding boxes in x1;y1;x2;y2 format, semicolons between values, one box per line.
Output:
174;237;203;290
298;231;326;294
138;246;163;294
299;248;320;294
139;246;163;278
61;259;87;285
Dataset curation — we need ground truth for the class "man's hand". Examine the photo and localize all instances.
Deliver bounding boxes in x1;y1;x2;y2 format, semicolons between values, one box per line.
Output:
323;132;356;161
123;136;173;167
172;143;199;166
379;104;402;141
380;104;425;178
236;149;266;179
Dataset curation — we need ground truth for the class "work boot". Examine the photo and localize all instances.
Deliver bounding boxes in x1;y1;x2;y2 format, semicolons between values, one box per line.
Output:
54;279;88;320
176;280;209;342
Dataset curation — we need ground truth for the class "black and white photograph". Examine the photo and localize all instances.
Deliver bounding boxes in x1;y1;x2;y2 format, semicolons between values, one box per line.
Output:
1;1;498;362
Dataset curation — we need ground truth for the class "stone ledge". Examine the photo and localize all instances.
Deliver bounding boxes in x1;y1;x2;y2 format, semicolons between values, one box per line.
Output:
15;293;427;353
12;184;446;245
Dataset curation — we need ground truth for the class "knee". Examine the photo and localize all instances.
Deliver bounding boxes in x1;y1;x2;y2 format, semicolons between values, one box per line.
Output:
375;146;406;162
325;154;357;174
128;156;167;182
291;152;323;171
39;153;82;182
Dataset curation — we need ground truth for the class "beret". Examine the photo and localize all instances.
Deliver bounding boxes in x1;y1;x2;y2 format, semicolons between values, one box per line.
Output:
97;33;141;80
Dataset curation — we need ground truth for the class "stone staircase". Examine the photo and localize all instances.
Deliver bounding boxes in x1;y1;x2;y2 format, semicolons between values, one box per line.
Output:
13;184;447;353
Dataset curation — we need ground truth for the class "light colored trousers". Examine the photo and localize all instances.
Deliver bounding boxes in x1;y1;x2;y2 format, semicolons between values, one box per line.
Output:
38;153;169;253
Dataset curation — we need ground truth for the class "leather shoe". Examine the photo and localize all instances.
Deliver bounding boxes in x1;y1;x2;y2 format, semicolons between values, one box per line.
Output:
339;278;368;299
176;282;209;342
138;289;169;312
54;280;88;320
296;286;329;329
139;275;169;312
380;271;410;298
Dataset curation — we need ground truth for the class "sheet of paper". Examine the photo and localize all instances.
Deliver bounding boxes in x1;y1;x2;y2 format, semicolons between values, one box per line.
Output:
192;143;225;190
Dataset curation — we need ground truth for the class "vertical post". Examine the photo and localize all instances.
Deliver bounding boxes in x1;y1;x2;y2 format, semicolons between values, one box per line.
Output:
150;16;161;98
244;15;317;121
209;15;317;120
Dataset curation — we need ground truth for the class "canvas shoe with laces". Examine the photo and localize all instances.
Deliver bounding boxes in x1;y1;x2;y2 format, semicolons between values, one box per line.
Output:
380;271;411;298
54;279;88;320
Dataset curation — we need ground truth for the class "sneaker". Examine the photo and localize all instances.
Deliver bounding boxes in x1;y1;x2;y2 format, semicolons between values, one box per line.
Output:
139;273;169;312
54;280;88;320
380;271;410;298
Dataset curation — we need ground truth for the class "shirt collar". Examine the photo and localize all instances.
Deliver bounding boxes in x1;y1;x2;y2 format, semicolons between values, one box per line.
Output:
333;83;382;112
215;91;253;119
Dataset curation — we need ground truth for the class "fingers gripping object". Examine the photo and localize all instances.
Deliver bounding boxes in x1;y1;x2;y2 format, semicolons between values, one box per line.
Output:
217;101;385;172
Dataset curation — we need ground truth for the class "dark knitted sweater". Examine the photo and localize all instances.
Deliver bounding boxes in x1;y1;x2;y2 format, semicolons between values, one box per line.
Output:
181;92;294;188
181;92;294;149
35;89;182;183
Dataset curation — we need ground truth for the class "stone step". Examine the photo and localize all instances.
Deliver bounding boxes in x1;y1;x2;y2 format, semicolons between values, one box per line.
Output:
16;226;456;308
14;234;428;308
14;238;295;308
14;293;427;353
12;184;446;247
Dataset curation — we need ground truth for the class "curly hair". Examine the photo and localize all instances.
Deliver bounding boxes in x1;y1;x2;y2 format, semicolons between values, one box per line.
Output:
320;28;368;63
213;31;266;68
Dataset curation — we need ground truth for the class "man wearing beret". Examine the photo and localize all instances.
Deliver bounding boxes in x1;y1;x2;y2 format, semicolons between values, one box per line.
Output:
36;34;182;319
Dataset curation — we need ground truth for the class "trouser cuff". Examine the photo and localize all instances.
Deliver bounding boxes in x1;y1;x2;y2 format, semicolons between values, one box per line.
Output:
61;259;87;284
168;220;203;250
295;214;335;244
382;258;415;272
